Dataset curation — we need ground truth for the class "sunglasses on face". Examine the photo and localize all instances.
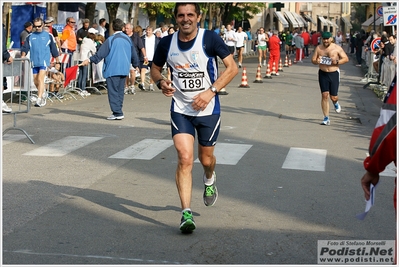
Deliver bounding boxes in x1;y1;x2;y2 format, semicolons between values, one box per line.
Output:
69;21;76;24
33;24;42;28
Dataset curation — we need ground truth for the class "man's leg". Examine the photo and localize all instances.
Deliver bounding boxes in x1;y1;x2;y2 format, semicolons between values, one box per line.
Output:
106;76;126;118
198;144;216;181
321;92;330;118
140;67;147;90
173;133;195;210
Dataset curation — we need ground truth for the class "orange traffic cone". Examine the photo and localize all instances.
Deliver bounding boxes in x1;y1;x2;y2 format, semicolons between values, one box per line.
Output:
239;67;250;88
288;58;292;66
283;55;289;67
278;58;283;72
218;70;228;95
271;62;276;75
293;58;297;64
253;65;263;83
264;62;272;79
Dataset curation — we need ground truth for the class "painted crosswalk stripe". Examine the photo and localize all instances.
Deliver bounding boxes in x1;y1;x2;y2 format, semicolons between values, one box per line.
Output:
23;136;103;157
2;134;31;145
195;143;253;165
109;139;174;160
282;147;327;172
366;153;396;177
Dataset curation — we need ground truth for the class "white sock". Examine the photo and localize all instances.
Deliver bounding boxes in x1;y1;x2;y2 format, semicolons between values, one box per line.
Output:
203;173;214;185
182;208;191;214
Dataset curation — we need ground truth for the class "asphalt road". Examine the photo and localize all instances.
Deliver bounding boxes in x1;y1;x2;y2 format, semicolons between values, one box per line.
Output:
2;51;396;265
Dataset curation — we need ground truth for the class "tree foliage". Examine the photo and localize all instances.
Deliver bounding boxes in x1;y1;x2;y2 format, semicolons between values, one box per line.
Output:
202;3;265;29
139;2;175;28
106;2;120;35
85;3;96;25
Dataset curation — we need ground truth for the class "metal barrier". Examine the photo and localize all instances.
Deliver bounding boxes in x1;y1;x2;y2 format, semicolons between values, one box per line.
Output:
2;58;35;144
244;40;256;56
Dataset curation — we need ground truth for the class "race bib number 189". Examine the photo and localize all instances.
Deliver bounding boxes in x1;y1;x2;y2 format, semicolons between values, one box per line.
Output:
178;72;205;92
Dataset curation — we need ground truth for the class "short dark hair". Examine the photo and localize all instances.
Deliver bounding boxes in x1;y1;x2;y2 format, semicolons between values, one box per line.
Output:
112;18;124;32
99;18;106;25
24;21;32;28
174;3;201;17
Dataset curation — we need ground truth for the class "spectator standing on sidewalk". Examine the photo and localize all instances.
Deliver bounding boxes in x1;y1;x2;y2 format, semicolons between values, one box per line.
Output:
355;32;364;67
97;18;106;37
77;27;98;96
19;22;32;47
293;30;304;62
123;23;146;94
76;18;90;48
21;17;59;107
44;17;61;52
302;29;311;58
311;31;349;126
3;24;13;113
60;17;77;67
81;19;139;120
151;3;238;233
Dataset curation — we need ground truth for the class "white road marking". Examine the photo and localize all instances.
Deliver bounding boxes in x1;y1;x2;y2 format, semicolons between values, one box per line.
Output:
2;134;30;145
366;153;396;177
282;147;327;172
109;139;174;160
23;136;103;157
3;249;182;264
380;162;396;177
195;143;253;165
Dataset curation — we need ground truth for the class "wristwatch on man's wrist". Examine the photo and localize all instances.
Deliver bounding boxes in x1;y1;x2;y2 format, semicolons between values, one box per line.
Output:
210;86;218;94
156;78;164;89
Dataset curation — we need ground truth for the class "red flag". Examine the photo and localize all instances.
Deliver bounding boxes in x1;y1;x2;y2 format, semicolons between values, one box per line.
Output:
64;65;78;87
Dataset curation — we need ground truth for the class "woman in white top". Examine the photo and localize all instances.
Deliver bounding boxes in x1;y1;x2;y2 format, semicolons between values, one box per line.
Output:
235;26;248;67
257;27;269;66
78;28;98;95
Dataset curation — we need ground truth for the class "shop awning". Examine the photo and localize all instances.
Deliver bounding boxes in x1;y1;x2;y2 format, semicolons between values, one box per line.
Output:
341;17;352;29
330;20;339;28
274;11;289;28
284;11;300;28
303;14;316;26
325;19;334;27
318;16;328;27
292;12;307;27
362;14;383;28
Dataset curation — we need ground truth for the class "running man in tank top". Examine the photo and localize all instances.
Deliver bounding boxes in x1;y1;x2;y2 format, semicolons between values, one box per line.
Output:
312;31;349;126
151;3;238;233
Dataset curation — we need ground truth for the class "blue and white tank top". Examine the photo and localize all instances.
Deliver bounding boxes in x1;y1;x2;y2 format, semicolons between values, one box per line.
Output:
167;28;220;116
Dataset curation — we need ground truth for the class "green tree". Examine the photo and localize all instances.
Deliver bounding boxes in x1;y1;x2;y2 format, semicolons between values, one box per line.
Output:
139;3;175;29
350;3;367;32
85;3;96;25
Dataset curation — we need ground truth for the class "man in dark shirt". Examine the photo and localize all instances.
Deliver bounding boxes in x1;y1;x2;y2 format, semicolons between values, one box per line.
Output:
76;19;90;47
19;21;32;47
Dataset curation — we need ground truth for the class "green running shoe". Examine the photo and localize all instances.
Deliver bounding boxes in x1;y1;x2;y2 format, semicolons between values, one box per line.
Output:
203;172;218;206
180;210;196;233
